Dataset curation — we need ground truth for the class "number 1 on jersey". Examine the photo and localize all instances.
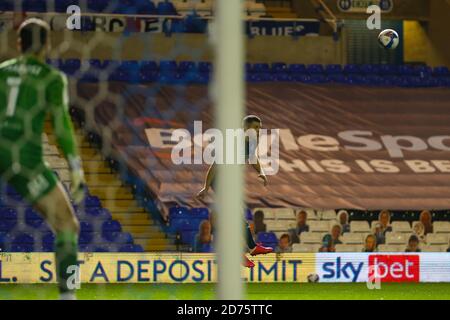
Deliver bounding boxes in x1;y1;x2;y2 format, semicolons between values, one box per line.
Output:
6;77;22;117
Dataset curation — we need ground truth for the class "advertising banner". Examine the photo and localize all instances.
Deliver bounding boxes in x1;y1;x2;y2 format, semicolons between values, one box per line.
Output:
0;13;320;36
316;253;449;283
0;253;315;284
78;83;450;211
2;252;450;284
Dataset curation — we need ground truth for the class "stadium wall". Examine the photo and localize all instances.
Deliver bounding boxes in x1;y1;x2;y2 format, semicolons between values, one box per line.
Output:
403;20;429;64
426;0;450;68
293;0;430;21
0;30;345;65
1;253;449;284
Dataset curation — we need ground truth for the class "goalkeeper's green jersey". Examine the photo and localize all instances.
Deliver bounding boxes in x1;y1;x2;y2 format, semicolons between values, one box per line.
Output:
0;55;78;202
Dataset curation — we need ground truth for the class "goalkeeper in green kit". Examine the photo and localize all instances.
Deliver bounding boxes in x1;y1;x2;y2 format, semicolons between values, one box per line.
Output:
0;18;85;300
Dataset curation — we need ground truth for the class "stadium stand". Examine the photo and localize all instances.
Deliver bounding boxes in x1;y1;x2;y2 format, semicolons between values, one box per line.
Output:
2;2;449;256
0;130;145;252
0;0;268;17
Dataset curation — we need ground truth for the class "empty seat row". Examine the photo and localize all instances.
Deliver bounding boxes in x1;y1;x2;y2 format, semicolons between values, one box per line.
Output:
51;59;450;78
46;58;450;87
0;0;178;15
0;0;266;17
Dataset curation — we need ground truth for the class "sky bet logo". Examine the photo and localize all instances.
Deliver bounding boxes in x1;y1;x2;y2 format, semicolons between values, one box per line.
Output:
369;255;420;282
322;257;363;282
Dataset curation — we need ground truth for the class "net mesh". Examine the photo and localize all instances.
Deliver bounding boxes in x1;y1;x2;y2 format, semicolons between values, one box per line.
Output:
0;0;219;299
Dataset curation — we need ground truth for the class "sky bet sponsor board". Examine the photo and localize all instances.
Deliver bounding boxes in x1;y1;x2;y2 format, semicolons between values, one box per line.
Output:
0;253;315;284
317;253;450;283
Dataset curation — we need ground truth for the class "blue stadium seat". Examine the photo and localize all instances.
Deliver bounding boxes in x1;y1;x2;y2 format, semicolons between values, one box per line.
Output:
438;77;450;87
433;66;450;77
140;71;159;83
140;61;159;82
310;74;328;83
159;60;177;73
55;0;79;13
181;230;197;244
0;208;17;232
84;195;101;207
79;231;94;245
178;61;199;83
328;74;347;83
271;63;287;73
23;0;47;12
11;233;35;252
136;0;156;14
307;64;324;74
256;232;277;247
80;220;94;233
157;0;178;15
379;64;399;75
287;64;307;74
25;207;44;229
190;207;209;220
119;244;144;252
343;64;361;75
183;13;208;33
84;207;112;220
0;1;14;11
88;59;106;70
42;231;55;244
252;63;270;74
102;220;122;233
171;218;199;233
112;232;133;244
101;220;122;241
325;64;343;75
366;75;383;86
140;61;158;73
106;60;140;83
293;74;312;83
360;64;380;75
398;65;414;76
169;206;190;219
274;73;292;82
87;0;109;12
60;59;81;75
178;61;197;73
412;65;432;77
198;61;213;74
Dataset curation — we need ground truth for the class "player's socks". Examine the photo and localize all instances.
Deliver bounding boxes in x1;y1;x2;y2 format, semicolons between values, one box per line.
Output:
245;221;257;250
55;231;78;298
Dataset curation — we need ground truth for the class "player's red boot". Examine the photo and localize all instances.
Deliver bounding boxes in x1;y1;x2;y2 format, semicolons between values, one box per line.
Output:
250;243;274;256
243;255;255;268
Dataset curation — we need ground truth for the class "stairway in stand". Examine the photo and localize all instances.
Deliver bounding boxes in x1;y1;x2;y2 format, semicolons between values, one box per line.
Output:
44;121;176;252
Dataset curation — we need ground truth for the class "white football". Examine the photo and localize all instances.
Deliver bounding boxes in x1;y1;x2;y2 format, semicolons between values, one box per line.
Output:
378;29;400;50
307;273;320;283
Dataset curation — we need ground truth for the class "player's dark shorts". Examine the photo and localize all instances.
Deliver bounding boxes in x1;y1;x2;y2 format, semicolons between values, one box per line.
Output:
0;157;58;204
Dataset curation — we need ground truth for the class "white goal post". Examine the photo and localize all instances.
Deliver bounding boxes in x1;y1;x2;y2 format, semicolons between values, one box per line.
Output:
214;0;245;300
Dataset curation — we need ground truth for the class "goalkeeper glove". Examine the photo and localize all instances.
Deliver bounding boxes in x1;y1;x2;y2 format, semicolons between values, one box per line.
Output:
68;155;86;205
